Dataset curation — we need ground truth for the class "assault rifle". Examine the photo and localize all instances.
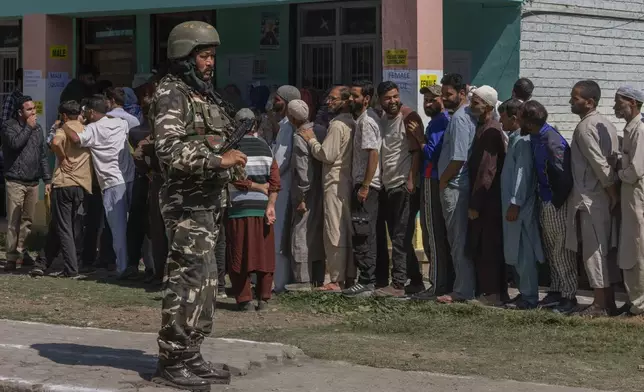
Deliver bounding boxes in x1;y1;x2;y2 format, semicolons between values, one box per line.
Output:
219;118;255;154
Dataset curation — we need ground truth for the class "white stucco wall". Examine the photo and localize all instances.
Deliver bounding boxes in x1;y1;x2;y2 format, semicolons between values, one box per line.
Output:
520;0;644;139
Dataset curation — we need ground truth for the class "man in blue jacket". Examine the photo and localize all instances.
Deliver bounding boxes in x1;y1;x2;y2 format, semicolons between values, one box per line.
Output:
519;100;577;314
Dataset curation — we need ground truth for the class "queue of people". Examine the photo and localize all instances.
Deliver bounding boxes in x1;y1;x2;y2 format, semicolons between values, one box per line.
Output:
3;63;644;319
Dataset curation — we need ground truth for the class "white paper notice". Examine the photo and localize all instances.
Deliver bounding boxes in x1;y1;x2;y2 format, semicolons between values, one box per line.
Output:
383;69;417;110
46;72;70;130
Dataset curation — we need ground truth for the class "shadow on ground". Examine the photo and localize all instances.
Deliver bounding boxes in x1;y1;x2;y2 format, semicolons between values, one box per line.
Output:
31;343;157;380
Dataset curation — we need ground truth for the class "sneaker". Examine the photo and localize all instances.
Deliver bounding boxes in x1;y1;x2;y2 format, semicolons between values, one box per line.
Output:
218;291;228;299
29;268;45;277
552;297;578;315
538;292;562;308
410;288;436;301
505;297;538;310
405;282;426;295
342;283;375;298
373;285;405;298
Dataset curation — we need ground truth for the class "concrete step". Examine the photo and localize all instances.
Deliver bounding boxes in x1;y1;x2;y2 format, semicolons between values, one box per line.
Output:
0;319;304;392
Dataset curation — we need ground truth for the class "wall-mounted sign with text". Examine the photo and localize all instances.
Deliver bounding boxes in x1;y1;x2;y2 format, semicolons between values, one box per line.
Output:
50;45;68;59
384;49;408;67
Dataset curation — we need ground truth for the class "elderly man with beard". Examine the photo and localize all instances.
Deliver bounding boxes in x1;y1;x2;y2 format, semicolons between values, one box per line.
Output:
435;73;478;304
466;86;507;306
271;85;302;292
372;81;423;297
342;80;382;297
299;86;356;291
614;86;644;316
567;80;620;317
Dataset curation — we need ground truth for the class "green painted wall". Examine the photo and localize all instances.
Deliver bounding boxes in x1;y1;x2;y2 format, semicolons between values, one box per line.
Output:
216;4;290;88
135;14;151;74
443;1;520;100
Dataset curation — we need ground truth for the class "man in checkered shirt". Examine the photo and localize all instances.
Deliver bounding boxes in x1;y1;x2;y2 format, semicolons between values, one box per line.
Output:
0;69;23;129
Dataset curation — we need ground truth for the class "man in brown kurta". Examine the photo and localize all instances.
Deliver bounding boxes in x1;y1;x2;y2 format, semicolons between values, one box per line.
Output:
614;86;644;316
299;86;356;291
567;80;620;317
466;86;507;306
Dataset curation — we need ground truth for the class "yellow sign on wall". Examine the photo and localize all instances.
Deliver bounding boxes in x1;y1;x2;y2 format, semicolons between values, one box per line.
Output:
384;49;408;67
34;101;43;115
50;45;68;59
419;74;438;89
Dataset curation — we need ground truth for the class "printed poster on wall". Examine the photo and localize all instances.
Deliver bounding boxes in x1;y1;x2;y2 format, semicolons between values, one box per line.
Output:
46;72;70;130
260;12;280;50
384;49;408;67
383;69;417;109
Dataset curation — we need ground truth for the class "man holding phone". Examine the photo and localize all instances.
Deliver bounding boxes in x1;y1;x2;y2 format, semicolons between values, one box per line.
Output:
1;95;52;271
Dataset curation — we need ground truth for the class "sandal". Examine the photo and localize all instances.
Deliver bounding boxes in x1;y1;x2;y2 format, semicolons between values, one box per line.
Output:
315;282;341;292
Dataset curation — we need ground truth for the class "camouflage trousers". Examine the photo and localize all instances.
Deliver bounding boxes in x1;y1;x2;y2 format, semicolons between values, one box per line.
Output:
157;208;221;363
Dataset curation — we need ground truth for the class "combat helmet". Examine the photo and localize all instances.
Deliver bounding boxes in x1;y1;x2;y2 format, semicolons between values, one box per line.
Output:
167;21;220;60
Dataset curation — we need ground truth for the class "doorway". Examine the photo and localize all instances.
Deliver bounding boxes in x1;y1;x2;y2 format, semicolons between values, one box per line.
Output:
79;16;136;87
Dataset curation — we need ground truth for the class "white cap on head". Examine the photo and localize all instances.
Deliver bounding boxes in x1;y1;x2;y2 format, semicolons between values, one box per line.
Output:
287;99;309;122
472;85;499;107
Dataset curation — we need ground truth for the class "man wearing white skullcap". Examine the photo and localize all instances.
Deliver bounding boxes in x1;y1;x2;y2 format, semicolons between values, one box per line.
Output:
284;100;325;290
271;86;302;292
467;85;508;306
614;86;644;316
567;80;620;317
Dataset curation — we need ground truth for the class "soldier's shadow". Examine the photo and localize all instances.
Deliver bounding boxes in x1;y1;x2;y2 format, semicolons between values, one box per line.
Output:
31;343;156;383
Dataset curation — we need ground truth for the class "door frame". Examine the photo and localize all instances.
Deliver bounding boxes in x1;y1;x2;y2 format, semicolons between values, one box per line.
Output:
296;0;382;87
79;16;136;83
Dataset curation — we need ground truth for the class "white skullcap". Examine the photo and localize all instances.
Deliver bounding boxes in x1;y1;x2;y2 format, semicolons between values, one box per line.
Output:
287;99;309;122
617;86;644;103
472;85;499;107
235;108;255;122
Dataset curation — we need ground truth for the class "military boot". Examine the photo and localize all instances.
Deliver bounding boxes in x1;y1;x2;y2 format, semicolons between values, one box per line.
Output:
151;360;210;391
185;353;231;384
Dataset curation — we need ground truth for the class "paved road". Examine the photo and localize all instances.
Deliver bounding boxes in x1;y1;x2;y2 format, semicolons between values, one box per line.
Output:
0;319;611;392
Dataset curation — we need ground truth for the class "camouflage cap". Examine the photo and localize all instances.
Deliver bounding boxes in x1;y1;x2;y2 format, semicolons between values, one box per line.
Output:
167;21;221;60
419;84;441;97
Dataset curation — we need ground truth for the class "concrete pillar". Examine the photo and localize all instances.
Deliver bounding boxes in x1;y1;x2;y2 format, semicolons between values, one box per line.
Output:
381;0;443;125
21;14;74;229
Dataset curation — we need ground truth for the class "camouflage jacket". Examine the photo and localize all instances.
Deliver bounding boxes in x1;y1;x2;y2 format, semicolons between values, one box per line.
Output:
151;74;235;212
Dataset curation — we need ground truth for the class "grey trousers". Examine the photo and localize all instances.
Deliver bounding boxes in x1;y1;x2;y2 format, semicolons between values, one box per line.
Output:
440;186;476;300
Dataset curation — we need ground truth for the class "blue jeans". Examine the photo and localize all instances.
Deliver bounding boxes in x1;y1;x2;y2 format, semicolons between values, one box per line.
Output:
103;182;133;274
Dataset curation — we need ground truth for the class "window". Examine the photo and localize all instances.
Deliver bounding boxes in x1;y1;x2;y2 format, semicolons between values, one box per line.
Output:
297;1;381;91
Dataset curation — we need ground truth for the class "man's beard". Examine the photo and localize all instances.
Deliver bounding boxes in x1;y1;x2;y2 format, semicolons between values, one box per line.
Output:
443;98;461;110
349;101;364;115
197;68;213;81
273;102;285;113
384;102;401;115
424;106;441;118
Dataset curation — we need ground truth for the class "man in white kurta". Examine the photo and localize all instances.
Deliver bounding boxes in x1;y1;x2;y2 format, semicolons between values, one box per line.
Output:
614;86;644;316
271;85;301;292
566;80;620;317
299;86;356;291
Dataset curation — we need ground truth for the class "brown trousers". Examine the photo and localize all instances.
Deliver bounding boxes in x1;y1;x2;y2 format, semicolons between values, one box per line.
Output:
6;181;39;262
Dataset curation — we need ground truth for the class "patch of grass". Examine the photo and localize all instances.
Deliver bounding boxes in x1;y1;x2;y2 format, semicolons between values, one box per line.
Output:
230;292;644;391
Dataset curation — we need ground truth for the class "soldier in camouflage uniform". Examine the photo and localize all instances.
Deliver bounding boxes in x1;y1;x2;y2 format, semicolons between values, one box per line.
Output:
150;21;247;390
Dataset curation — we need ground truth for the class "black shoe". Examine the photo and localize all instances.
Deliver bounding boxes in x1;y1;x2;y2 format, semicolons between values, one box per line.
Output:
505;298;538;310
342;283;375;297
21;253;35;267
4;261;17;272
552;297;578;315
410;288;437;301
79;265;96;274
116;266;139;280
405;282;426;295
151;362;211;390
238;301;253;312
184;354;231;384
538;292;562;308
